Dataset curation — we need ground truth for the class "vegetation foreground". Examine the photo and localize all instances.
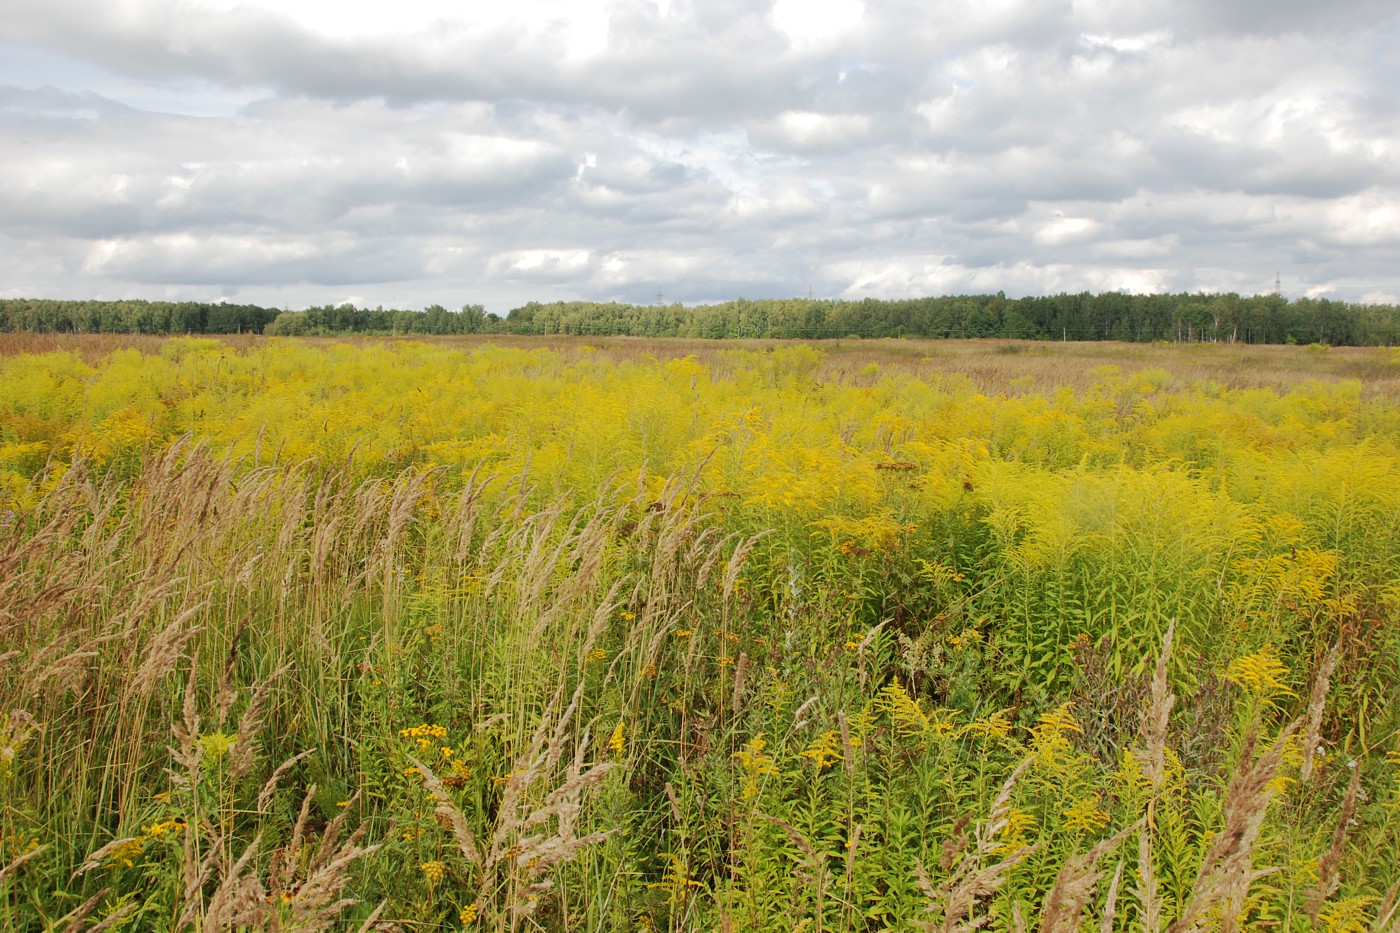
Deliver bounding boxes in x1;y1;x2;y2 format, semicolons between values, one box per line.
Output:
1;336;1399;931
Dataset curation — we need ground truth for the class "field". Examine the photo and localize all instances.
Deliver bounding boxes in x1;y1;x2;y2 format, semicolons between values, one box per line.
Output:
1;334;1399;931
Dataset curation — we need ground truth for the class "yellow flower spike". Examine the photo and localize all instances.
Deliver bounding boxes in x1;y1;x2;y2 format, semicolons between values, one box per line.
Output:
732;735;778;800
800;731;844;771
609;721;625;756
1061;795;1110;834
1223;645;1294;701
877;678;929;737
963;708;1013;741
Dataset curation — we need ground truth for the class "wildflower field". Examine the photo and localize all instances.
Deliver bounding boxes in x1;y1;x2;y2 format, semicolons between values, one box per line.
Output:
1;334;1398;931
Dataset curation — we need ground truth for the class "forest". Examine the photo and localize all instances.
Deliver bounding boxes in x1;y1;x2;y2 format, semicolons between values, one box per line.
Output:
3;291;1399;344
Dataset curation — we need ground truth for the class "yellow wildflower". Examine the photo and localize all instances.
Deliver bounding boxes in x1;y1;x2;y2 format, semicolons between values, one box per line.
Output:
609;721;626;756
421;860;445;884
1029;703;1086;773
105;837;146;868
800;731;844;771
1222;645;1294;701
877;679;929;737
1318;896;1378;933
460;904;479;924
1061;795;1110;834
732;735;778;800
400;724;449;740
648;853;704;905
963;708;1013;741
993;807;1035;855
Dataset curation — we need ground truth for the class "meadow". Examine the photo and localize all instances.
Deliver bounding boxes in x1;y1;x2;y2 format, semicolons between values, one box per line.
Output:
1;334;1398;931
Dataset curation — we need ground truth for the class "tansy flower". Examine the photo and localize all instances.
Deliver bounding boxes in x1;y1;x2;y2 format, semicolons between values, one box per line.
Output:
421;860;445;884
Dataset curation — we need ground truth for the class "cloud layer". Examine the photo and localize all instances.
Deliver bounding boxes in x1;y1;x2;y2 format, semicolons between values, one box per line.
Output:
3;0;1398;310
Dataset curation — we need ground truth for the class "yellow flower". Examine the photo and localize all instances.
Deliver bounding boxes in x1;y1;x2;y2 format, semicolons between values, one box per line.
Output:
143;819;185;838
609;721;626;756
105;837;146;868
732;735;778;800
588;648;608;663
421;860;445;884
647;853;704;906
197;731;235;761
877;678;929;737
1061;795;1110;834
1223;645;1294;701
993;807;1035;855
1318;896;1378;933
400;723;449;740
460;904;479;924
1029;703;1086;774
963;708;1013;741
800;731;844;771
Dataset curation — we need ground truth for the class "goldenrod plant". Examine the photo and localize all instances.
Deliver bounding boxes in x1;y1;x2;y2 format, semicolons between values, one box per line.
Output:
0;335;1396;930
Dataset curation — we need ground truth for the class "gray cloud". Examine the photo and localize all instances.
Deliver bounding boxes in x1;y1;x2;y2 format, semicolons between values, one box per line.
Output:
1;0;1398;310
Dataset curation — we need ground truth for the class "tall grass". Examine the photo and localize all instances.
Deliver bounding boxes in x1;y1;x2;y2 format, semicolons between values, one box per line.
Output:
0;337;1397;930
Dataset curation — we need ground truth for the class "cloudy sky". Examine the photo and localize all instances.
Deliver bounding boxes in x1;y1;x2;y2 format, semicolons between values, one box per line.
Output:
3;0;1399;313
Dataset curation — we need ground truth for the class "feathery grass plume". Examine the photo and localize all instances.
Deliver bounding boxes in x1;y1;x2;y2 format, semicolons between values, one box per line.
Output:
1099;859;1124;933
56;887;109;933
1306;759;1363;922
195;833;267;930
85;902;140;932
1299;642;1340;785
1137;825;1163;933
1165;718;1300;933
730;650;749;714
1038;821;1140;933
127;600;206;698
1143;621;1176;793
0;843;46;883
1373;879;1400;932
229;663;291;781
914;757;1036;933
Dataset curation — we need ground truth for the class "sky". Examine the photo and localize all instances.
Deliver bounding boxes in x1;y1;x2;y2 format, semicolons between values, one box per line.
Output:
2;0;1399;314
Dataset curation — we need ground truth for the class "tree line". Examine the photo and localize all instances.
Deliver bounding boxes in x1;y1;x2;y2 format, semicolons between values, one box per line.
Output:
4;292;1399;344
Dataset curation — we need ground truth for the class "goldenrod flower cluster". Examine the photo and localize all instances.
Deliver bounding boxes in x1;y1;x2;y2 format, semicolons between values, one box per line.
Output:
1223;646;1294;701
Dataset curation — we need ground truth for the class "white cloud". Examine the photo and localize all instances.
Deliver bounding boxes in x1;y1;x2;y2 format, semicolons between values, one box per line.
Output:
771;0;864;46
0;0;1397;310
